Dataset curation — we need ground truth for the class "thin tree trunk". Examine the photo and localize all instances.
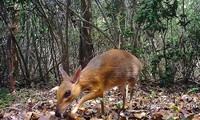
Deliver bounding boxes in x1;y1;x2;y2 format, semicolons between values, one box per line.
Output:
60;0;70;74
79;0;94;68
12;3;19;87
117;0;125;49
25;19;30;82
64;0;70;74
0;29;7;85
32;15;43;82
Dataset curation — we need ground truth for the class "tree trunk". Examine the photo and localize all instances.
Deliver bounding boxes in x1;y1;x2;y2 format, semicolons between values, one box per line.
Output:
61;0;70;74
12;3;19;88
1;0;16;91
117;0;125;49
79;0;94;68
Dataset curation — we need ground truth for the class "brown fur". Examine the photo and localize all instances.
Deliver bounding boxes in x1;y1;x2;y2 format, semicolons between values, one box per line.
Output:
55;49;142;117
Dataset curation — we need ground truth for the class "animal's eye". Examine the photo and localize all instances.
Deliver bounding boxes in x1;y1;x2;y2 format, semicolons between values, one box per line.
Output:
64;90;71;98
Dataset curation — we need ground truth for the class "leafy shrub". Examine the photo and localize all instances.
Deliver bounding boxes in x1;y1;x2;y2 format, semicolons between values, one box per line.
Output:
0;88;14;108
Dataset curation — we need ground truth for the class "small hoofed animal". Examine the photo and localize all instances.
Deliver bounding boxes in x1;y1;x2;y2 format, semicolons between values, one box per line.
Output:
55;49;142;117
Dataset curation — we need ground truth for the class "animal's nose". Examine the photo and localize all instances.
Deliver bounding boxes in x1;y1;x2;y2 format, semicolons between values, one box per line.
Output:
55;110;61;117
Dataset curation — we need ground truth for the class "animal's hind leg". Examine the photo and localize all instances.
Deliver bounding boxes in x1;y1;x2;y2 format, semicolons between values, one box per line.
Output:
128;75;138;108
129;83;135;102
118;83;127;110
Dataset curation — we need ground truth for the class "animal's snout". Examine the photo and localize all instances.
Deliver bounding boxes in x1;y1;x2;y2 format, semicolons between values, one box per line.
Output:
55;110;61;117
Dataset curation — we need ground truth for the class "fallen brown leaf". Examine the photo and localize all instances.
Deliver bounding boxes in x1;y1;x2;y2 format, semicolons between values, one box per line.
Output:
31;112;40;120
192;113;200;120
134;112;146;119
151;112;163;120
0;109;4;119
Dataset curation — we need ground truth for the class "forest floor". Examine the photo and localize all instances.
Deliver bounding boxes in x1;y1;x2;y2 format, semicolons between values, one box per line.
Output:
0;80;200;120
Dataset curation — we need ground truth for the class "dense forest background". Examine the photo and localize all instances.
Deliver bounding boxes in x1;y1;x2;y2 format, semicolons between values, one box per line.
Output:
0;0;200;119
0;0;199;92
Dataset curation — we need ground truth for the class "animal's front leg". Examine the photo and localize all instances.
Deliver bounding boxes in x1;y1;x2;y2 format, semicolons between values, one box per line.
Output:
71;91;103;115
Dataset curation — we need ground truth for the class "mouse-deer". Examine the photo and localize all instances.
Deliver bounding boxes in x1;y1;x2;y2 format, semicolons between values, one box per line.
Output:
55;49;142;117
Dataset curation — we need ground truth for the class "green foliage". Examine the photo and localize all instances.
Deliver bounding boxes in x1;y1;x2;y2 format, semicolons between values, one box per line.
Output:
167;118;175;120
105;0;121;17
115;101;123;109
0;88;14;108
135;0;178;32
150;90;156;98
187;88;199;94
151;29;199;86
99;98;104;102
123;29;134;38
180;118;187;120
135;0;200;86
121;43;132;52
179;18;200;82
159;68;176;86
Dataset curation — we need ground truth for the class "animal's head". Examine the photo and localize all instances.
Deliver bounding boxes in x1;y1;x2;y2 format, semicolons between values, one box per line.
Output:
55;65;82;117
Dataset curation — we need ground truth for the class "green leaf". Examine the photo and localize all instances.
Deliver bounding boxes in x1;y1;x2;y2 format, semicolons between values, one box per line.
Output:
115;102;123;108
187;88;199;94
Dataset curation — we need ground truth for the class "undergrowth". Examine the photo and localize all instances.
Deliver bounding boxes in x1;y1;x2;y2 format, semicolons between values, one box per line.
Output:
0;87;14;109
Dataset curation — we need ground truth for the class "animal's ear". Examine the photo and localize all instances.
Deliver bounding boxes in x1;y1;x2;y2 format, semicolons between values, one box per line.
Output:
59;64;70;81
71;65;82;84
